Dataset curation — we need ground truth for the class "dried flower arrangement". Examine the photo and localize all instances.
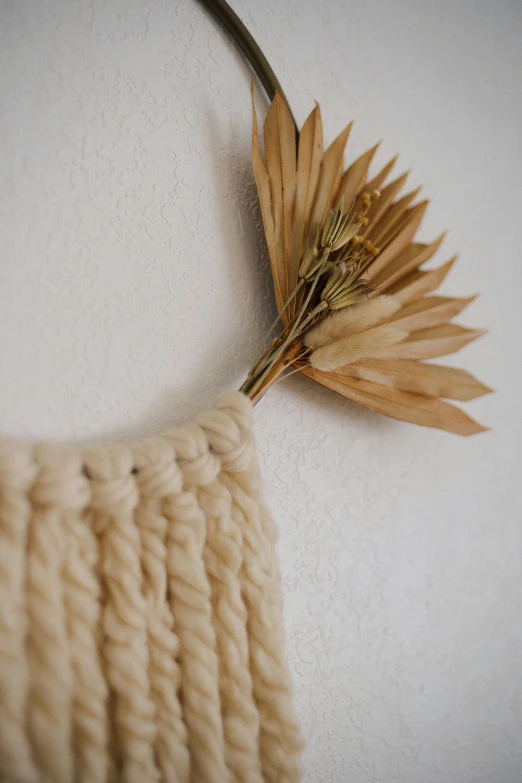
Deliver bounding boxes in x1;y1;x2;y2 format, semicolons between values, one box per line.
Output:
239;89;491;435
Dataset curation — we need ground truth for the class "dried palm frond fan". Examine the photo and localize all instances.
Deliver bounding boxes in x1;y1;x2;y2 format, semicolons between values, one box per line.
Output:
203;1;491;435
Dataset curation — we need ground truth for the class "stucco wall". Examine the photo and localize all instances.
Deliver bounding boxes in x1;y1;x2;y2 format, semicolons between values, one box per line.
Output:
1;1;521;780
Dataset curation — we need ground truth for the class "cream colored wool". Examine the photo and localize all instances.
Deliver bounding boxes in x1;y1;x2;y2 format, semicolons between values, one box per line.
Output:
0;393;302;783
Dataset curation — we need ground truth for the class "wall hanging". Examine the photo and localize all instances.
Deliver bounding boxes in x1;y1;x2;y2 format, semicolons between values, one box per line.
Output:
0;1;491;782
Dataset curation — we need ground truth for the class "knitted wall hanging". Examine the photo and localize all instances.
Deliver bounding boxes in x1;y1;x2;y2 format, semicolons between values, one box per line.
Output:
0;2;491;782
0;393;302;783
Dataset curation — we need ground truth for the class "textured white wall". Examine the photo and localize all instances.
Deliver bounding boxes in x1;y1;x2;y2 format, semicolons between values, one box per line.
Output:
1;1;521;781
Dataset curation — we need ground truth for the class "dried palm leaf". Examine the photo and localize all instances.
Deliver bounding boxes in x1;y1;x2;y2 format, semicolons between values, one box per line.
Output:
336;359;493;401
241;91;490;435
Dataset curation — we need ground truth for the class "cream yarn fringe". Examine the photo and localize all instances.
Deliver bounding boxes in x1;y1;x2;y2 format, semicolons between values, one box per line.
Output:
0;392;302;783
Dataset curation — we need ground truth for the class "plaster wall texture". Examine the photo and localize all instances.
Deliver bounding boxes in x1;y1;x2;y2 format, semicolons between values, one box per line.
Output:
1;1;521;781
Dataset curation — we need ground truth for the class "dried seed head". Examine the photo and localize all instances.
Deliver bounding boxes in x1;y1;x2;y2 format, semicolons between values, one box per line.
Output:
355;213;369;228
299;244;320;279
327;283;373;309
309;325;407;372
321;202;358;252
320;259;373;310
321;265;346;302
305;296;401;349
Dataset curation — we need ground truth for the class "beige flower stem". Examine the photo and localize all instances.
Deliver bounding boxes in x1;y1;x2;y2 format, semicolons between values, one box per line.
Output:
246;260;327;384
241;304;325;401
266;278;306;336
249;341;305;404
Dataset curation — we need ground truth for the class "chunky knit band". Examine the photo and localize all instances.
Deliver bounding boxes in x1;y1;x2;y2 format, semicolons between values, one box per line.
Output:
0;392;302;783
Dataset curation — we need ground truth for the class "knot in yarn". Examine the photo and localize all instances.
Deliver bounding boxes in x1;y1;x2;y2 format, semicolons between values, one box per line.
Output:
131;437;182;498
83;444;138;516
196;407;253;474
31;445;90;510
214;392;253;432
166;422;220;486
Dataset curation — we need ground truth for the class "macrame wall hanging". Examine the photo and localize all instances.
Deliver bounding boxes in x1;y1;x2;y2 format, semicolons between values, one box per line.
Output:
0;1;491;782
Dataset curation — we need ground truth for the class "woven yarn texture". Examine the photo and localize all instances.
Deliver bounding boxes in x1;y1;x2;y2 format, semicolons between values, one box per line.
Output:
0;391;302;783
